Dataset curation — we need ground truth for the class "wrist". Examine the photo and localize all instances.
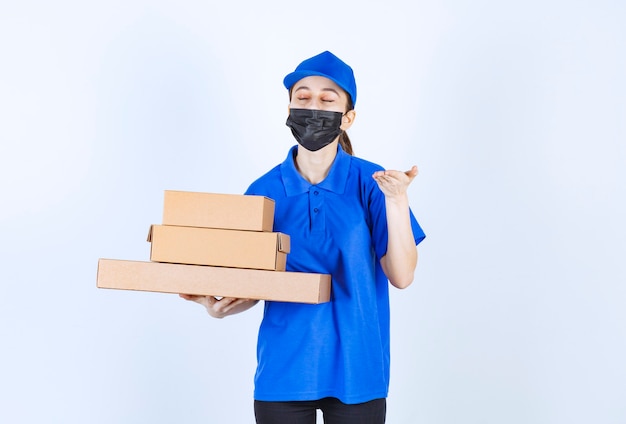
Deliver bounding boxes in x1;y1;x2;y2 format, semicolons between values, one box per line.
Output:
385;192;409;207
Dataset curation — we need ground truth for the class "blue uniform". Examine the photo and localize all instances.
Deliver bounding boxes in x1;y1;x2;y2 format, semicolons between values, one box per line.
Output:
245;144;426;404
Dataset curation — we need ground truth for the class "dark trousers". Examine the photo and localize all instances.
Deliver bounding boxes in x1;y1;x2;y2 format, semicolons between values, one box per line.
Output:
254;397;386;424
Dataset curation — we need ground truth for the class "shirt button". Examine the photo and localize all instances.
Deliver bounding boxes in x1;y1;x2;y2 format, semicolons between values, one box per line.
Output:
313;208;319;213
313;190;319;195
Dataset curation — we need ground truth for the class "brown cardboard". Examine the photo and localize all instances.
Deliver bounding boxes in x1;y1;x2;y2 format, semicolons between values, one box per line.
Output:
162;190;275;232
148;225;290;271
97;259;331;304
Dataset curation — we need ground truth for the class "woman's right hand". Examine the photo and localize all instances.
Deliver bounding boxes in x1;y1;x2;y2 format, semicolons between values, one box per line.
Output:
179;294;258;318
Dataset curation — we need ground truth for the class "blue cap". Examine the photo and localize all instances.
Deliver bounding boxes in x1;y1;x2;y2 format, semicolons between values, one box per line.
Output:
283;51;357;106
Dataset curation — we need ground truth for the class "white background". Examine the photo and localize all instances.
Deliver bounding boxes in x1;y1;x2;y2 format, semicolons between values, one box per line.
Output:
1;1;624;423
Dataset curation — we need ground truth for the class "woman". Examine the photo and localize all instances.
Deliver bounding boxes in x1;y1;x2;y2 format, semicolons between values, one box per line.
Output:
181;51;426;423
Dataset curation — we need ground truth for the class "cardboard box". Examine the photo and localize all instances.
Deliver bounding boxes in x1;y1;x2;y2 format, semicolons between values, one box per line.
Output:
148;225;290;271
162;190;275;232
97;259;331;304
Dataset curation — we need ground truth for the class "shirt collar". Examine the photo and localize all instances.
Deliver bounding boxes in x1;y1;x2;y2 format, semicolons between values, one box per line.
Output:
281;144;350;196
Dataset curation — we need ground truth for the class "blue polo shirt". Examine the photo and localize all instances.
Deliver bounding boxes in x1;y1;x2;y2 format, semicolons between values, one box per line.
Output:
245;144;425;404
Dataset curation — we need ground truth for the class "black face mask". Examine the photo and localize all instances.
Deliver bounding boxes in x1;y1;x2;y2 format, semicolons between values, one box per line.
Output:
286;108;343;152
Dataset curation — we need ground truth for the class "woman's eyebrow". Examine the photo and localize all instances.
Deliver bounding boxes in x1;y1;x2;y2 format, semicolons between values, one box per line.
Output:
293;86;340;96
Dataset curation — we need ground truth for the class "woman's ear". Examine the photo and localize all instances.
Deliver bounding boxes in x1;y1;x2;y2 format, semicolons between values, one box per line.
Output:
341;110;356;131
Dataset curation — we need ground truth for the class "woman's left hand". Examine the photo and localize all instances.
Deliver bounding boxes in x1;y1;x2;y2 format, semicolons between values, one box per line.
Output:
372;165;418;198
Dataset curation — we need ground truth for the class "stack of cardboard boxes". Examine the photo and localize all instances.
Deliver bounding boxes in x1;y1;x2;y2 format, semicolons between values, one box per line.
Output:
97;190;331;304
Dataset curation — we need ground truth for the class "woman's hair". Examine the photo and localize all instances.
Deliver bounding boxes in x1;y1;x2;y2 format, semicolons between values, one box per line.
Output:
339;97;354;156
288;88;355;156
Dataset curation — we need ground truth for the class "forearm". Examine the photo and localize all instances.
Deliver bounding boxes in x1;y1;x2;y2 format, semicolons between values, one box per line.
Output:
222;299;259;317
381;194;418;289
